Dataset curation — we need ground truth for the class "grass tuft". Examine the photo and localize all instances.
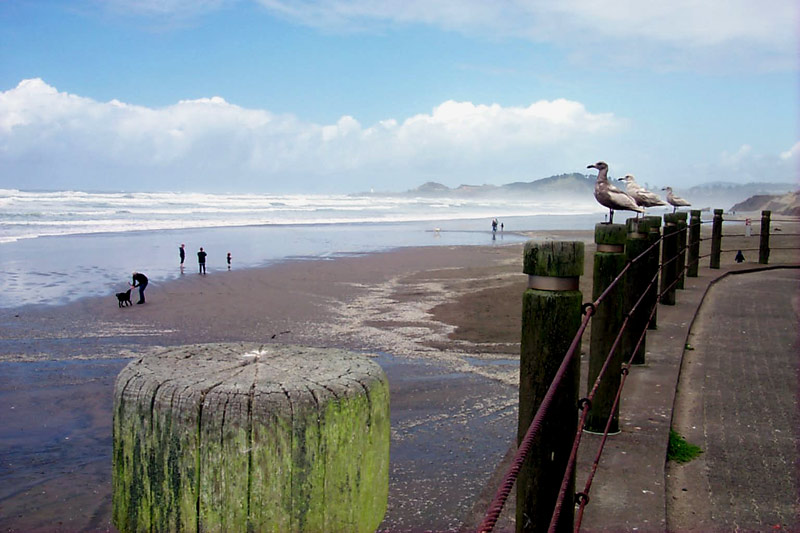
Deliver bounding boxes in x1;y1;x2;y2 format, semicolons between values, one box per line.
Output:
668;429;703;463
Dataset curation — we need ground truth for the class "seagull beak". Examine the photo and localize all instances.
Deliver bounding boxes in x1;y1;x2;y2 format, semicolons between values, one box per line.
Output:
587;164;596;169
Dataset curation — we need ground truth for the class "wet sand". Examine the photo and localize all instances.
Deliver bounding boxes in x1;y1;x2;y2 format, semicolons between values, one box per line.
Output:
2;237;587;532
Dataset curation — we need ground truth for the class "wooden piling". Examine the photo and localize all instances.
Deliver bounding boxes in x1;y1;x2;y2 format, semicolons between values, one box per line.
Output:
112;343;390;533
624;218;650;365
676;212;688;289
710;209;723;269
644;216;662;329
660;214;679;305
687;210;701;277
759;210;771;264
518;240;584;533
585;223;626;434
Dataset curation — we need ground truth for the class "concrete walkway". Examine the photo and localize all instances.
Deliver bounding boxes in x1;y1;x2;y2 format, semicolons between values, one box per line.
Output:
577;265;799;532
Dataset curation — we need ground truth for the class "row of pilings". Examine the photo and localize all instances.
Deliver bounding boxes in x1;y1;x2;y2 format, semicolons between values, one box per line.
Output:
514;209;773;533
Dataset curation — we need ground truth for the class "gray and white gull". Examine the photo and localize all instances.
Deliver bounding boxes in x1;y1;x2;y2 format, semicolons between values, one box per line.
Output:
662;186;691;212
618;174;667;215
588;161;643;223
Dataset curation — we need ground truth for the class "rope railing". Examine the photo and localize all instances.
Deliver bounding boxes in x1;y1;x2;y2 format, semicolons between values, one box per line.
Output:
477;209;793;532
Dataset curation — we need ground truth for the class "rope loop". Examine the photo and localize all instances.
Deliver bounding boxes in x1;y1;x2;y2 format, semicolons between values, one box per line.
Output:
575;492;590;506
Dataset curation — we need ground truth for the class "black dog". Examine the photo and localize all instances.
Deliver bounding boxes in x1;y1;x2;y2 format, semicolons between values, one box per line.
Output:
116;288;132;307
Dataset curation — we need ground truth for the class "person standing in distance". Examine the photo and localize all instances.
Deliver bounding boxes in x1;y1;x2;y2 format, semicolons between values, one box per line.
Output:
131;271;148;304
198;247;207;275
179;244;186;271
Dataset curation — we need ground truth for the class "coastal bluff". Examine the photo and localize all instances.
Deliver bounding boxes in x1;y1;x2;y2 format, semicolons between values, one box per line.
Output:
112;343;389;532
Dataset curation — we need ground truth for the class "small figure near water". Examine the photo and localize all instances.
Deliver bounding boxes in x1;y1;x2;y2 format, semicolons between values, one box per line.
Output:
492;218;498;233
227;252;232;270
198;247;207;275
179;244;185;271
131;271;148;304
735;250;745;263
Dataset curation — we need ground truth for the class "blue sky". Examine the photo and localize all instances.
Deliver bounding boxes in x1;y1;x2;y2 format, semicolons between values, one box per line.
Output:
1;0;797;193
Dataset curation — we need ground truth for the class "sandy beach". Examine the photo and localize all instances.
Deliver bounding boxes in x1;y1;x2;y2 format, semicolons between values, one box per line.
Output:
3;234;585;532
2;218;795;532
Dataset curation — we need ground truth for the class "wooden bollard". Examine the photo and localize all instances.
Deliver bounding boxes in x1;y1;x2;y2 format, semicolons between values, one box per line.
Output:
585;223;626;435
518;240;584;533
624;218;650;365
644;216;662;329
687;210;701;277
759;210;771;264
710;209;723;269
660;214;679;305
676;212;688;289
112;343;390;533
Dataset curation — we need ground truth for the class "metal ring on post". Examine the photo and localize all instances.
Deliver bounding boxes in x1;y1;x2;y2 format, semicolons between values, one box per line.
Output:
577;398;592;412
581;302;596;316
527;275;579;291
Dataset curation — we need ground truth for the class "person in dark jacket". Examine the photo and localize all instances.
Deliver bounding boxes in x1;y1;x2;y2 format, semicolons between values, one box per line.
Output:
179;244;186;267
131;271;148;304
198;247;207;274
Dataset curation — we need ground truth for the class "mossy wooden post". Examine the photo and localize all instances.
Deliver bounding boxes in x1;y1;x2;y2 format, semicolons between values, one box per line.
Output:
585;224;626;434
517;240;584;533
112;343;390;533
675;212;688;289
710;209;723;269
687;210;701;277
624;218;650;365
644;216;662;330
759;210;771;264
660;214;679;305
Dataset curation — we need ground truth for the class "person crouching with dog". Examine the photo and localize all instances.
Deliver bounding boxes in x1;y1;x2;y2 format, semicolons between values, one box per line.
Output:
131;271;148;304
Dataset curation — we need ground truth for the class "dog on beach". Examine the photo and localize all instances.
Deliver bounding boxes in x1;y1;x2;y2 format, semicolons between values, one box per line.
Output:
116;288;132;307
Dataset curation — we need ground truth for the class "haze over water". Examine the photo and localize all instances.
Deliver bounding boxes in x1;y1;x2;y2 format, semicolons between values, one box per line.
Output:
0;188;602;308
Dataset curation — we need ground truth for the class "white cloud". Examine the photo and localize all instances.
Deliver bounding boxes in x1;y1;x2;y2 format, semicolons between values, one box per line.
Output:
780;141;800;161
0;79;624;192
252;0;797;72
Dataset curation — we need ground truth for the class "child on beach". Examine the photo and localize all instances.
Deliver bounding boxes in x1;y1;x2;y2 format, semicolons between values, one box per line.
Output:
227;252;231;270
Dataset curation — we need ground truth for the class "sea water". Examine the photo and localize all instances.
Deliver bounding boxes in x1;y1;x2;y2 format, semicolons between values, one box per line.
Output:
0;189;603;308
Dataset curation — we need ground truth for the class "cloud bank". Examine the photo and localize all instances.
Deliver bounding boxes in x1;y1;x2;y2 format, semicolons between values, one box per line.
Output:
1;78;624;192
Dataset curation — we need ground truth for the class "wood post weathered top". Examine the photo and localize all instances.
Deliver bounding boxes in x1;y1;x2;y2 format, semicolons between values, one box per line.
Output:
523;240;584;278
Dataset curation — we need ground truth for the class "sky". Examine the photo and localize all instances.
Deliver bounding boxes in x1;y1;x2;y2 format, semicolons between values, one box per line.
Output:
0;0;797;194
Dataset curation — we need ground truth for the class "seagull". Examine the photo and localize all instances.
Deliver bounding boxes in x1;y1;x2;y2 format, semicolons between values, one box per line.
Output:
662;186;691;212
618;174;667;216
588;161;643;223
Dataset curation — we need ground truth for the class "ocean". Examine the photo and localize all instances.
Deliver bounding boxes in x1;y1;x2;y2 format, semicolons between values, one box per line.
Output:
0;188;603;308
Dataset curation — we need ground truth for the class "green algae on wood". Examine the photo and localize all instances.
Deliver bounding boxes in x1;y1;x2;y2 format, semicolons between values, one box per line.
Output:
112;343;390;533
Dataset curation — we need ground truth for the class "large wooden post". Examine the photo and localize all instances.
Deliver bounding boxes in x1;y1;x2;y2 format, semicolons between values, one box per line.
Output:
759;210;771;264
675;212;688;289
687;210;701;277
644;216;662;329
660;214;679;305
113;343;390;533
517;240;584;533
624;218;650;365
585;223;626;434
710;209;723;269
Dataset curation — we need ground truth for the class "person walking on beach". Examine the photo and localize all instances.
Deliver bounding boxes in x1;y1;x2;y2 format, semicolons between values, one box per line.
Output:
227;252;232;270
198;247;207;275
179;244;185;269
131;271;148;304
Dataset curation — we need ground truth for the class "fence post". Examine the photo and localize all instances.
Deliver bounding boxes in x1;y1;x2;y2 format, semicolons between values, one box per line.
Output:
759;210;771;264
585;223;626;434
687;210;701;277
676;212;688;289
710;209;723;269
624;218;650;365
660;214;679;305
644;216;662;329
518;240;584;533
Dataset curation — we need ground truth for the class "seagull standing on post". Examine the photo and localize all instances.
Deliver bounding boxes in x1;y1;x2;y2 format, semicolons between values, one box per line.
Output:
662;186;691;213
588;161;643;223
618;174;667;216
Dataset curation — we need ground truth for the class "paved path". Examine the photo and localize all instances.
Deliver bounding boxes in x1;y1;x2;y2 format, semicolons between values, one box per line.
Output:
669;268;799;531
